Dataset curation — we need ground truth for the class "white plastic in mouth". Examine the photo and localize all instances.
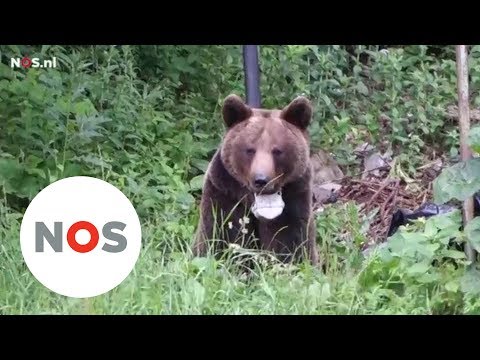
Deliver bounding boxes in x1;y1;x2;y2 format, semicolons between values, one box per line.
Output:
251;191;285;220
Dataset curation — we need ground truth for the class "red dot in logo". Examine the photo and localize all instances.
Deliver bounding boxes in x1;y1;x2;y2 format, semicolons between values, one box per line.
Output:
67;221;99;253
21;56;32;68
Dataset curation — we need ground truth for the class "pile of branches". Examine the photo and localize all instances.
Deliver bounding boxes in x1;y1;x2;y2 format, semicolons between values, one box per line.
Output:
337;176;434;246
309;146;444;247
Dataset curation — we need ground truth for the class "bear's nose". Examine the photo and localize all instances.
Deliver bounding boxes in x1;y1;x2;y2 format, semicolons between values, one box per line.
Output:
254;174;269;189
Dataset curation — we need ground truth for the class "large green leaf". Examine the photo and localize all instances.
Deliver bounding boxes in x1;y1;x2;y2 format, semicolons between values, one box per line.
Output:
468;126;480;153
441;249;467;260
461;266;480;295
406;262;430;275
433;158;480;203
465;217;480;252
189;175;204;191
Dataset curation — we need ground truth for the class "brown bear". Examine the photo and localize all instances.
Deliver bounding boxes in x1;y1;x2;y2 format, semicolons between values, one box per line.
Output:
192;94;319;265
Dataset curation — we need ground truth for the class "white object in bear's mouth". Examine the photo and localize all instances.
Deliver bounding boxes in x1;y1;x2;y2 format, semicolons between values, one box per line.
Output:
251;191;285;220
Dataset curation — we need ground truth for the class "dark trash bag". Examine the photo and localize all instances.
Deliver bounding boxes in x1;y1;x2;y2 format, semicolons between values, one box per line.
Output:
387;192;480;238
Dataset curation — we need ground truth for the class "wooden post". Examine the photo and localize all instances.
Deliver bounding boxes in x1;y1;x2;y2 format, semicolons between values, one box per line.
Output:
455;45;476;261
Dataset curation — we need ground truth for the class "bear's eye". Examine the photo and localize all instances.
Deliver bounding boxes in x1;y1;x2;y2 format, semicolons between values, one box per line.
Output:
246;148;256;155
272;148;283;156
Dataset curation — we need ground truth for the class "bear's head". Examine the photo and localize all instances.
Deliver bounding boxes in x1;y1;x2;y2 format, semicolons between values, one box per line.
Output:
220;94;312;198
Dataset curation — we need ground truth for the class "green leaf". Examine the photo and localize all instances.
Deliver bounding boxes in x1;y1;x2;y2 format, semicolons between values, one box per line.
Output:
321;283;331;301
74;154;112;170
307;282;321;298
24;155;43;169
468;126;480;153
73;100;96;116
25;167;47;179
327;79;341;87
189;175;204;191
191;158;210;173
460;266;480;295
437;229;463;245
430;210;462;230
385;231;433;259
16;176;44;199
433;158;480;203
465;217;480;252
185;278;205;306
407;262;430;275
423;220;438;238
417;272;440;283
177;192;195;210
0;158;23;181
445;280;459;293
356;81;369;96
321;94;331;107
418;243;440;259
190;257;213;272
141;198;157;209
402;232;429;243
441;249;467;260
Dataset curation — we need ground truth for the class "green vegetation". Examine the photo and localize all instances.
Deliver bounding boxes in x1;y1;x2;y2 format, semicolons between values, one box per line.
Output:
1;45;479;314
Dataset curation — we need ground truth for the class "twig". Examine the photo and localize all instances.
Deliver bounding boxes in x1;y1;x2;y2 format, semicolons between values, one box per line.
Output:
421;182;432;204
344;189;357;199
334;164;392;184
365;179;392;210
349;179;378;187
417;160;441;170
380;180;400;226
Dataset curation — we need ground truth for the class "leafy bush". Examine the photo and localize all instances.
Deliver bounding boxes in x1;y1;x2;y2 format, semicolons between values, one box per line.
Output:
0;45;468;211
433;125;480;257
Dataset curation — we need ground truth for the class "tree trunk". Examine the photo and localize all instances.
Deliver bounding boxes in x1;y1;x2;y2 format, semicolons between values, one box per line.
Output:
455;45;476;261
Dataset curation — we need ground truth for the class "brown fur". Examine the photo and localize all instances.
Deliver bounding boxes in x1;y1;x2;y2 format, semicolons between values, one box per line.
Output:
192;95;319;265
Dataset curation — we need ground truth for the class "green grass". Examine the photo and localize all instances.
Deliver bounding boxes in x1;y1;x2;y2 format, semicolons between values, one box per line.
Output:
2;200;478;315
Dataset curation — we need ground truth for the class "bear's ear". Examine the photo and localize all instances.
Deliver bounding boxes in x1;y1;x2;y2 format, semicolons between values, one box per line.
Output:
280;96;313;129
222;94;252;128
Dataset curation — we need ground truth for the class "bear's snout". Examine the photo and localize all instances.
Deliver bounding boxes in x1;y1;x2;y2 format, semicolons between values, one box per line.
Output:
250;173;278;194
253;174;269;189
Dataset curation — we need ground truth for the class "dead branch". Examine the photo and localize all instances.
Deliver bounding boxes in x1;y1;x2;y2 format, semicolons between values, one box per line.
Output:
446;105;480;122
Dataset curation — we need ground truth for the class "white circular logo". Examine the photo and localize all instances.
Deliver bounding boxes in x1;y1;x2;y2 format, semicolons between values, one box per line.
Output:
20;176;142;298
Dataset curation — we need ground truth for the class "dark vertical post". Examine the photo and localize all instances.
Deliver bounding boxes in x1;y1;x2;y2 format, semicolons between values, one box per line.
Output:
242;45;261;108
